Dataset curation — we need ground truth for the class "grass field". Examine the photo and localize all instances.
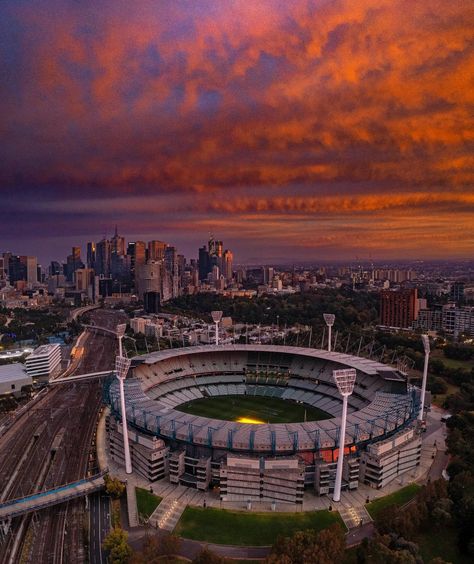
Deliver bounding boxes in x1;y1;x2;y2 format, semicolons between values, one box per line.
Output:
175;506;344;545
175;394;332;423
135;487;162;520
365;483;421;520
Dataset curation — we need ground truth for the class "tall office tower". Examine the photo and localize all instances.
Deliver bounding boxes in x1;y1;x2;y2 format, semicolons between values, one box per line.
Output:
75;268;95;292
110;226;126;257
165;245;179;298
65;247;83;282
127;241;146;288
450;282;465;304
1;252;12;281
136;261;162;299
95;238;111;277
198;245;211;281
87;242;96;269
223;250;233;282
148;240;166;262
0;257;5;283
50;261;62;276
380;288;419;329
263;266;274;285
25;256;37;286
8;256;27;284
110;227;127;281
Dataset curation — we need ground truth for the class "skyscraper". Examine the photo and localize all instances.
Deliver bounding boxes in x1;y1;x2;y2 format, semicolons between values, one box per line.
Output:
380;288;419;329
223;249;233;282
198;245;211;281
148;240;166;262
127;241;146;288
95;239;111;277
86;242;96;269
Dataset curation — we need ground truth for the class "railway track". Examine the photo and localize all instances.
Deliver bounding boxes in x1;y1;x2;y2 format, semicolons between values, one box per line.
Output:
0;309;126;563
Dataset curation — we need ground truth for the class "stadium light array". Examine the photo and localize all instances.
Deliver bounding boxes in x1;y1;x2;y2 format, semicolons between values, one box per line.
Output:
323;314;335;352
116;323;127;357
419;335;430;422
332;368;356;502
115;355;132;474
211;311;223;346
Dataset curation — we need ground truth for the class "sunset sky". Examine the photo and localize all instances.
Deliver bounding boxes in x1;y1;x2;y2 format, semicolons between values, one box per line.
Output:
1;0;472;264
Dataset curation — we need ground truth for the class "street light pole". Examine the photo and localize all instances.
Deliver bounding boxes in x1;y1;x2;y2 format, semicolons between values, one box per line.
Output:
323;314;335;352
332;368;357;502
211;311;223;346
419;335;430;422
116;356;132;474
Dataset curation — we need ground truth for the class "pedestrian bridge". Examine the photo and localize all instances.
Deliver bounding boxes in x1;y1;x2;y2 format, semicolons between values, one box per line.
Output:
84;324;118;337
50;371;114;385
0;473;106;520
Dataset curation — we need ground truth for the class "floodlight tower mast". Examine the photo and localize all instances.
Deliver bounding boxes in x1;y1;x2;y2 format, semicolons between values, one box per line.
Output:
323;314;335;352
211;311;223;346
116;355;132;474
116;323;127;357
332;368;357;502
419;335;430;422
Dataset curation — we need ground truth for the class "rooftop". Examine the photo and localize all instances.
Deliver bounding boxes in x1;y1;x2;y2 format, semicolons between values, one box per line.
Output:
0;363;31;384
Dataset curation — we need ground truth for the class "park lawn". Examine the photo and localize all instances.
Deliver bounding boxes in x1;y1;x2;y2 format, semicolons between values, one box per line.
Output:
416;526;471;564
175;507;344;546
431;380;459;408
365;483;421;520
430;349;474;371
175;395;331;424
135;487;162;520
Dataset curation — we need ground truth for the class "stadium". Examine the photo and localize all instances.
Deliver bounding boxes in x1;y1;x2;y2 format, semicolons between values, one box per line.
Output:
105;345;423;504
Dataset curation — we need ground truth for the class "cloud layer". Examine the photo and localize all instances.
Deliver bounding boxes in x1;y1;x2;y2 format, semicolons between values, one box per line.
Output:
0;0;472;262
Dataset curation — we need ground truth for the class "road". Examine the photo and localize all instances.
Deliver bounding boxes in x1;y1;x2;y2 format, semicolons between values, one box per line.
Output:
89;492;111;564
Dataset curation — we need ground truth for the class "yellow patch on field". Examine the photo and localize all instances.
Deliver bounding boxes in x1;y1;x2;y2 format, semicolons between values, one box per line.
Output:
236;416;265;424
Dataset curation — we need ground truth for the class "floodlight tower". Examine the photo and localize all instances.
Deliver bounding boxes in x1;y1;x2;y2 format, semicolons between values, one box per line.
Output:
211;311;223;346
116;355;132;474
323;314;335;352
332;368;357;502
116;323;127;357
419;335;430;422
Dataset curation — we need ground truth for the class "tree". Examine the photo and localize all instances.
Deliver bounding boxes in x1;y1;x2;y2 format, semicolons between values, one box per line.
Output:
192;547;230;563
266;525;345;564
104;474;126;498
103;527;132;564
130;534;181;563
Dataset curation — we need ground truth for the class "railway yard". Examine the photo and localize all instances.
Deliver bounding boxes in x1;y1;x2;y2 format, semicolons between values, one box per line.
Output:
0;309;125;563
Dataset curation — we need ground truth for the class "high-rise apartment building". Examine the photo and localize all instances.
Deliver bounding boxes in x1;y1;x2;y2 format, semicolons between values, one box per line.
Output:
380;288;419;328
148;240;166;262
95;239;111;277
223;250;233;282
127;241;146;287
136;261;162;299
198;246;211;281
165;245;179;298
86;242;96;269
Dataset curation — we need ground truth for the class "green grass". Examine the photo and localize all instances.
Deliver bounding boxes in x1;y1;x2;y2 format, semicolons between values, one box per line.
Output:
175;507;344;546
135;487;162;520
175;395;331;424
416;526;471;564
366;483;421;520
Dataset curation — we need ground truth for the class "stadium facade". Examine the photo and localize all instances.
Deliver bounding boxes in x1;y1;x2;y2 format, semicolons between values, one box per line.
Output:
105;345;423;504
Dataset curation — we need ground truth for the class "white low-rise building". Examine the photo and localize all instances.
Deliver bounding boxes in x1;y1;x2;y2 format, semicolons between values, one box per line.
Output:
0;363;32;396
25;344;62;380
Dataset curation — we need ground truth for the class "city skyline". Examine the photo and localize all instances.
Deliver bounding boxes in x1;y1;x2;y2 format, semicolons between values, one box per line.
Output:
1;1;472;262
